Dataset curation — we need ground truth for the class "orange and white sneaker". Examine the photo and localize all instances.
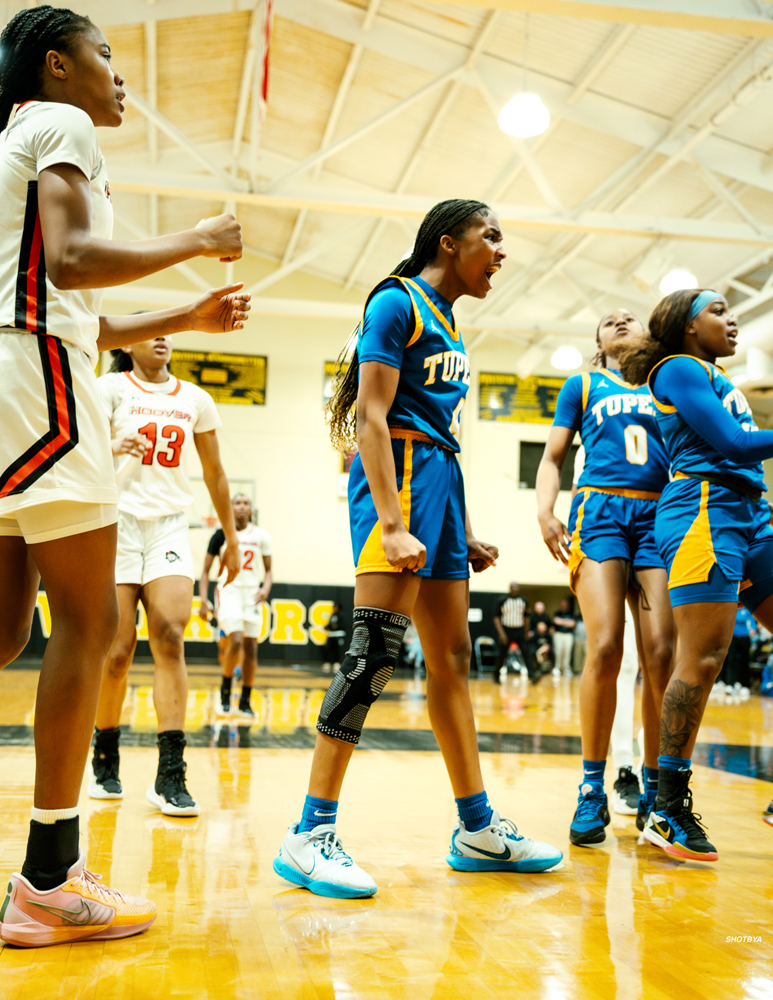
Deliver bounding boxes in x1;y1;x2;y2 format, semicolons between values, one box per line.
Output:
0;849;156;947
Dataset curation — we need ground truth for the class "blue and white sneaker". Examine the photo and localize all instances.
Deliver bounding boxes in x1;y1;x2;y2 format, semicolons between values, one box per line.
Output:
273;823;377;899
447;811;563;873
570;783;610;846
636;792;656;832
764;800;773;827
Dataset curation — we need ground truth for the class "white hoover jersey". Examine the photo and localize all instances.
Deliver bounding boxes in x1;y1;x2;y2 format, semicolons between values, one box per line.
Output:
0;101;113;365
208;523;272;588
99;371;221;519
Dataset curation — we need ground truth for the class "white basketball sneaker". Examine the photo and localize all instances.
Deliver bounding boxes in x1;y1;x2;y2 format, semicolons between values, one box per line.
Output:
447;811;563;873
273;824;377;899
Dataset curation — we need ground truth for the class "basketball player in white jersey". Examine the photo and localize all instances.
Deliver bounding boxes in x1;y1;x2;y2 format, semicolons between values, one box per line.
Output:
88;336;240;816
0;7;248;948
199;494;272;718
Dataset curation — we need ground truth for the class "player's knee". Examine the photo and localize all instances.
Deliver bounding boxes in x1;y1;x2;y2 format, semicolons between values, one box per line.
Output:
227;631;243;654
643;640;672;686
588;634;622;673
427;637;472;682
316;608;409;745
153;619;186;658
0;624;32;669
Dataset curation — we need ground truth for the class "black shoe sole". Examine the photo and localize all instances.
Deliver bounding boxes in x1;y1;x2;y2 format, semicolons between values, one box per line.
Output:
570;827;607;846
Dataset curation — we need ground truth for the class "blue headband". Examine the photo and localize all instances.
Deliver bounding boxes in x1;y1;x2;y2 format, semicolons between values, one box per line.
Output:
688;290;721;321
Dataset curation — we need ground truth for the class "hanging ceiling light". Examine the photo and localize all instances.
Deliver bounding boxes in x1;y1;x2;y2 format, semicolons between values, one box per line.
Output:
551;346;583;371
498;93;550;138
498;14;550;139
659;268;698;295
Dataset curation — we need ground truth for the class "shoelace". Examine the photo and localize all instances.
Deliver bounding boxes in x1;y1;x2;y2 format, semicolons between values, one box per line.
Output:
494;817;524;843
669;789;710;839
308;830;353;866
71;868;126;905
575;793;604;822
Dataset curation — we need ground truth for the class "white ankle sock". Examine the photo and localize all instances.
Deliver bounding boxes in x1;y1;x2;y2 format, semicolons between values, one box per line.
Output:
31;806;79;824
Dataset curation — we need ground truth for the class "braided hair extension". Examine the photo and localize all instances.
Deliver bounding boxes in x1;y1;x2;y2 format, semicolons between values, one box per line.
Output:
0;6;94;132
327;199;491;450
618;289;703;386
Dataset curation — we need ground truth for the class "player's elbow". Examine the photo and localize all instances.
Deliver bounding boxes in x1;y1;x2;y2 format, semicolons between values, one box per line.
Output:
46;248;88;290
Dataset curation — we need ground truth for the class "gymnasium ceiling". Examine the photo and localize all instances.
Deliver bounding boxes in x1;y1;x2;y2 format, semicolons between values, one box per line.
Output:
8;0;773;378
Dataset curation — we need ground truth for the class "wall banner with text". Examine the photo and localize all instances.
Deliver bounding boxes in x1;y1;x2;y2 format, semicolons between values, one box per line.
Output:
171;351;267;405
478;371;566;424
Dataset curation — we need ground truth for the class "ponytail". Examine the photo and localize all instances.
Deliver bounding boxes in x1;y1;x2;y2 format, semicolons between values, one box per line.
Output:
326;199;490;449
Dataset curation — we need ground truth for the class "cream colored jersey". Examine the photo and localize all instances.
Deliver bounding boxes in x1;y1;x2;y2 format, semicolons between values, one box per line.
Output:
0;101;113;365
208;523;272;588
99;371;221;519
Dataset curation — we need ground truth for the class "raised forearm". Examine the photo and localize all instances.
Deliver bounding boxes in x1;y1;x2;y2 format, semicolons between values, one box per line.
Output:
97;306;194;351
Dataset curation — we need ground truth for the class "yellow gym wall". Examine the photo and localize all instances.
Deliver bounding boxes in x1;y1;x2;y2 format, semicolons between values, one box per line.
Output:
102;255;572;592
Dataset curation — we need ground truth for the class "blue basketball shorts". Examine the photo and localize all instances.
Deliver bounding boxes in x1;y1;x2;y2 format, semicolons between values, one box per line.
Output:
656;476;773;609
568;486;664;590
349;433;468;580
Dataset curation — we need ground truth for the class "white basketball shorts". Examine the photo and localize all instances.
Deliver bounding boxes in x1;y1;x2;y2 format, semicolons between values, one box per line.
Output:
116;510;195;586
216;582;264;638
0;329;117;541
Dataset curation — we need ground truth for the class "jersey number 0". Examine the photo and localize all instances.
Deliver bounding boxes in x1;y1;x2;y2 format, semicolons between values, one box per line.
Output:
138;422;185;468
624;424;648;466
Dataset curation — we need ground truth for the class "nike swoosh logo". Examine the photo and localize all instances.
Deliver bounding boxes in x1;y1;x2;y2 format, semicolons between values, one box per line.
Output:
313;810;336;817
28;897;94;925
459;842;511;861
653;823;672;840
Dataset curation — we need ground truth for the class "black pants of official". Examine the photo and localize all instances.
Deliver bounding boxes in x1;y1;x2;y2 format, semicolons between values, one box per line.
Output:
719;636;751;688
496;626;532;671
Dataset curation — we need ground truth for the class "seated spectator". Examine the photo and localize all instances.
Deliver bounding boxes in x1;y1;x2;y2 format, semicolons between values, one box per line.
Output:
494;582;532;674
552;598;576;677
529;600;552;636
529;621;553;675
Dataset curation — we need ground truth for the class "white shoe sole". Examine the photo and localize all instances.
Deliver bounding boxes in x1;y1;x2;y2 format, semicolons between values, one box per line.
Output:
146;785;200;817
612;790;638;816
88;767;123;800
272;857;376;898
214;705;231;717
764;813;773;827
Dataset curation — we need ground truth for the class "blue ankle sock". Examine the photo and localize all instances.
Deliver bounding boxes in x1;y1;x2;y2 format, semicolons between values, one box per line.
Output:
581;759;606;791
455;791;493;832
642;766;659;803
298;794;338;833
658;755;690;772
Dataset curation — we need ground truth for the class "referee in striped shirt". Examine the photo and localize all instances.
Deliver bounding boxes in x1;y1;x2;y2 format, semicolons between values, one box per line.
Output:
494;582;532;674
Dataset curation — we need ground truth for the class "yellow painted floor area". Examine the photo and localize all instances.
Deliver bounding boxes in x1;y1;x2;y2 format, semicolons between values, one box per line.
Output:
0;665;772;999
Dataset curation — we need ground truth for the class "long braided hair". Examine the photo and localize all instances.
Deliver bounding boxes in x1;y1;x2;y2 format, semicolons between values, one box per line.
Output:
0;6;94;132
327;198;490;450
618;289;704;386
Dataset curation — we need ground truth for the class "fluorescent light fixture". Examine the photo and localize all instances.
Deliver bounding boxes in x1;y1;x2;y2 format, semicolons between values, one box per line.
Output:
660;268;698;295
498;93;550;138
551;345;582;371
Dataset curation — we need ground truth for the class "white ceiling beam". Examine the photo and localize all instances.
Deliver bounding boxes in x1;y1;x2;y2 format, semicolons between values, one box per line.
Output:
3;0;770;37
106;176;773;245
246;219;370;296
232;4;262;173
418;0;773;38
568;24;637;105
344;10;504;290
122;84;244;191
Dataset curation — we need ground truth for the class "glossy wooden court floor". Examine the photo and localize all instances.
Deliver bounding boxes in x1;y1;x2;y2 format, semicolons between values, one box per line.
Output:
1;664;772;1000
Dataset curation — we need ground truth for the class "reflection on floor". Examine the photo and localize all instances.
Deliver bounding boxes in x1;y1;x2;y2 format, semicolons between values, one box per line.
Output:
1;662;772;998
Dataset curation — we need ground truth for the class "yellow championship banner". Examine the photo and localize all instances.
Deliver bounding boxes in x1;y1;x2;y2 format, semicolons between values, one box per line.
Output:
478;371;566;424
170;351;267;405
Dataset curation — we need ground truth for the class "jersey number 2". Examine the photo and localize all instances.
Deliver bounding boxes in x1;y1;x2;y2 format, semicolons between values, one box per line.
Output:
624;424;648;466
138;423;185;468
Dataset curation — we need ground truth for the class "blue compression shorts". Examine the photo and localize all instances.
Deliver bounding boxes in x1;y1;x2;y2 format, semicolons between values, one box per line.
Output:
349;433;468;580
567;487;664;590
656;476;773;609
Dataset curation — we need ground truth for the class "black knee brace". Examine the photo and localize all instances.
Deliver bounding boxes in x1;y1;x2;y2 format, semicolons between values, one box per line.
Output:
316;607;410;744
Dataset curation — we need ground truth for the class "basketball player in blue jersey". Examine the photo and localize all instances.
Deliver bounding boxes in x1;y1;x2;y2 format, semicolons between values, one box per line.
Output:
536;310;674;847
619;289;773;861
273;199;563;899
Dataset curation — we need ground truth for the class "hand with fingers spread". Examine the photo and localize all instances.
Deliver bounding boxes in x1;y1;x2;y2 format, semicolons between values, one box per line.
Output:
539;513;572;565
112;433;149;459
188;283;251;333
381;525;426;572
195;213;243;262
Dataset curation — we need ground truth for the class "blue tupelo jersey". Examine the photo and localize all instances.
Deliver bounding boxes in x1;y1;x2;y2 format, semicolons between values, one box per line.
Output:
553;368;670;494
357;275;469;452
649;355;773;492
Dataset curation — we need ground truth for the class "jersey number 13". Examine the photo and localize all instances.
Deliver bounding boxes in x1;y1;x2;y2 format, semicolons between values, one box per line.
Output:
138;422;185;468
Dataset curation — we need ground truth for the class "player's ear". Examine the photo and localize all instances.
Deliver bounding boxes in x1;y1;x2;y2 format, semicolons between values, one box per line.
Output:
438;235;455;256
